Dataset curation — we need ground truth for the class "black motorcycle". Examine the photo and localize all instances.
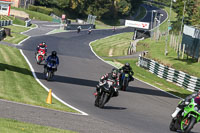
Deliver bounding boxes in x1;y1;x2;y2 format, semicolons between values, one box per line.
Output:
44;61;57;81
94;82;115;108
119;72;134;91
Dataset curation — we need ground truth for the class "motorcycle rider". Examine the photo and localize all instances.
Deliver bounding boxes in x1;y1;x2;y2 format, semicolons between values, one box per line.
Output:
36;42;47;55
88;26;92;34
119;63;134;84
171;90;200;118
44;51;59;74
94;68;120;98
77;26;81;33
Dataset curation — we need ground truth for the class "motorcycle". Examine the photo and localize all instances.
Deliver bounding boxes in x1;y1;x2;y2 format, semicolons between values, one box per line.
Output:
94;81;115;108
88;29;92;34
120;73;132;91
36;48;46;64
169;98;200;133
77;28;81;33
44;61;57;81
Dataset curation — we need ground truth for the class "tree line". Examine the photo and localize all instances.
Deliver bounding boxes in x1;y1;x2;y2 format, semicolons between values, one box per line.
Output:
172;0;200;32
34;0;144;19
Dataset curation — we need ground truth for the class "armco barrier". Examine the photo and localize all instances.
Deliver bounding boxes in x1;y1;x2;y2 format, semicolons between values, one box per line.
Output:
0;20;13;27
138;55;200;92
65;24;94;30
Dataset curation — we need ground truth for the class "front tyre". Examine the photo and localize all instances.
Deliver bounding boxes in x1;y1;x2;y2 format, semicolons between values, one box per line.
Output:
184;117;196;133
99;92;108;108
46;71;52;81
169;118;177;131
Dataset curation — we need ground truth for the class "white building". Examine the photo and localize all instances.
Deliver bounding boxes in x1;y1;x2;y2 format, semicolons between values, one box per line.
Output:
0;0;12;16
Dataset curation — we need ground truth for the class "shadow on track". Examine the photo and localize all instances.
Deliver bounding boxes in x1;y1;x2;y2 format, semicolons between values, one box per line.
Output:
35;72;98;87
103;106;127;110
121;86;180;99
35;72;180;99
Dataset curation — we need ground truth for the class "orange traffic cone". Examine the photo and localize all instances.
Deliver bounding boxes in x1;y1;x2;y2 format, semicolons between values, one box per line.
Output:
46;89;52;104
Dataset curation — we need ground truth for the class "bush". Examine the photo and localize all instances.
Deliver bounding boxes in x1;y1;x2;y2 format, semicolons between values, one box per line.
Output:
28;5;53;15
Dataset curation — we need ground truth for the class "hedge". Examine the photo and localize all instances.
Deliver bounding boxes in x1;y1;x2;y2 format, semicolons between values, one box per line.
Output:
28;5;53;15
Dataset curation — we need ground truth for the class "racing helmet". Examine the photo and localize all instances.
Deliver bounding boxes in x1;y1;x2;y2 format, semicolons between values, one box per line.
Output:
41;42;46;47
125;63;130;67
111;68;118;79
51;51;57;57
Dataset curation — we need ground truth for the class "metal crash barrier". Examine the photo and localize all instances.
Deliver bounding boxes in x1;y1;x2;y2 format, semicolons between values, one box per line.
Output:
138;55;200;92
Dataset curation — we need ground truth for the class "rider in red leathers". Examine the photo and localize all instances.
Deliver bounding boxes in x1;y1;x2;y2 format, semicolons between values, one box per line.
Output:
36;42;47;55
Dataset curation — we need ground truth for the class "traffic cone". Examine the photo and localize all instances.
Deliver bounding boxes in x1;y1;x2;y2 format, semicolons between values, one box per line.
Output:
46;89;52;104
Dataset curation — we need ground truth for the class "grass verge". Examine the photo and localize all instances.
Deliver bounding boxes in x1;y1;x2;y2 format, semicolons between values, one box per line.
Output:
0;118;77;133
90;33;192;98
0;44;78;113
2;25;29;44
11;7;53;22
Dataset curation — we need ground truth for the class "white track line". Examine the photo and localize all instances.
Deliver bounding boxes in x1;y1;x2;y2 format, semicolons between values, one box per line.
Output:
18;24;88;116
89;36;181;100
20;50;88;115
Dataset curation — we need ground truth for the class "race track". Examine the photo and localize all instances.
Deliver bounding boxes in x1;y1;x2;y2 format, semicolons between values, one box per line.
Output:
19;5;200;133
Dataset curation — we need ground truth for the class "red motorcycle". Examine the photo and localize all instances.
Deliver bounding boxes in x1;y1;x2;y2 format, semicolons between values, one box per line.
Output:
36;48;46;64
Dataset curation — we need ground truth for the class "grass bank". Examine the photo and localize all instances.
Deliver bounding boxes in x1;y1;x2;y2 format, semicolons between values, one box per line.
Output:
90;33;192;98
0;44;77;113
0;118;76;133
2;25;29;44
11;7;53;22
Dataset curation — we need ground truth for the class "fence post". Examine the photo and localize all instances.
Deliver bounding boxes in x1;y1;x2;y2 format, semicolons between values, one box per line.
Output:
182;44;185;59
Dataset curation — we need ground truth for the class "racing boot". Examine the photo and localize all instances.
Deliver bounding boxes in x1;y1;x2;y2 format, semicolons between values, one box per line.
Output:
171;107;181;118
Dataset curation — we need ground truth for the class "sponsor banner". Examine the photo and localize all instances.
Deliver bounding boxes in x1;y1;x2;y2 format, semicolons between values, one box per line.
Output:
125;20;149;29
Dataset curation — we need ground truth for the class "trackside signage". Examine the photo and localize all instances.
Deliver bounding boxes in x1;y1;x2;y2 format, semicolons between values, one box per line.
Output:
125;20;149;29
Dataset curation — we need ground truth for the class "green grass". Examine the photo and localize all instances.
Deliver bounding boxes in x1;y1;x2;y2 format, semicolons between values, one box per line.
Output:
137;36;200;77
0;118;77;133
2;25;29;44
0;44;78;113
90;33;192;98
92;32;133;56
11;7;53;22
0;15;25;26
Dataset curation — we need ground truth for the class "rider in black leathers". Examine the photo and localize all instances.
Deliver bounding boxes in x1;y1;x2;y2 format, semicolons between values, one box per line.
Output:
119;63;134;84
94;68;119;98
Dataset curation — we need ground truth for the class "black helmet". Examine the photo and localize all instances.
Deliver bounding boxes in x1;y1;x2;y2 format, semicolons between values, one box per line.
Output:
51;51;57;57
125;63;130;67
111;68;118;79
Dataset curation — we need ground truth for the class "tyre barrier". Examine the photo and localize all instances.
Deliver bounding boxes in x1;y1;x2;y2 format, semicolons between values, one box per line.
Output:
0;20;13;27
138;55;200;92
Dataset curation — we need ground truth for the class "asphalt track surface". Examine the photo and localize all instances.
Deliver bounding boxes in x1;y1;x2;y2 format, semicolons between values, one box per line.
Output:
1;5;200;133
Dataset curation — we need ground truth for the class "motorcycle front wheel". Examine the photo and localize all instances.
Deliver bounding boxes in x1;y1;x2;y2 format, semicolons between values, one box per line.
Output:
46;71;52;81
169;118;177;131
99;92;108;108
183;117;196;133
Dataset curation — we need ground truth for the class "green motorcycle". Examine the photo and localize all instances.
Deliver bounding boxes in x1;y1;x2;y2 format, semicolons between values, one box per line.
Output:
169;98;200;133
